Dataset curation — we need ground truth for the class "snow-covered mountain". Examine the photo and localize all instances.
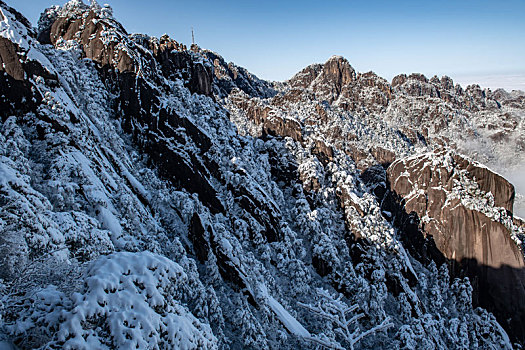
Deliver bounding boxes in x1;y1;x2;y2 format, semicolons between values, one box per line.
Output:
1;1;524;349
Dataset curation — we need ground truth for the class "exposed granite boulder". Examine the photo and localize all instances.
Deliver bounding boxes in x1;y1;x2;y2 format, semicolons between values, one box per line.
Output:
371;146;396;167
320;55;356;94
0;37;24;80
311;138;334;165
149;34;184;55
391;74;407;87
386;150;525;342
262;113;303;142
49;10;135;73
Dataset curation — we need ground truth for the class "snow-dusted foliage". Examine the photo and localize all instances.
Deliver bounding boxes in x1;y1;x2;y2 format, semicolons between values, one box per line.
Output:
52;252;218;349
298;288;392;350
0;0;522;349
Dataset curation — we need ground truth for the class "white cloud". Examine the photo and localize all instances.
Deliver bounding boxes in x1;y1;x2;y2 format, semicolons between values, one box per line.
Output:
453;73;525;92
499;165;525;218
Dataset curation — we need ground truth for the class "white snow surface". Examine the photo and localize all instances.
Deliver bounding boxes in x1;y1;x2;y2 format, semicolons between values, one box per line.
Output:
0;1;521;349
55;251;218;349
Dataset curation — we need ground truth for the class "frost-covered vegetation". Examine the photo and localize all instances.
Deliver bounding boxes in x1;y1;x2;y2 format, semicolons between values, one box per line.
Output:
0;0;522;349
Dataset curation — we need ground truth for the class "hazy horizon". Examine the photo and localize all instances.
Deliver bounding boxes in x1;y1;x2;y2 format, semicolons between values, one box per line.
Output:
8;0;525;91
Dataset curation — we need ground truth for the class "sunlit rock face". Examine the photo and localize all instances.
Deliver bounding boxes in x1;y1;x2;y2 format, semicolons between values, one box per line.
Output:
1;0;525;348
386;150;525;340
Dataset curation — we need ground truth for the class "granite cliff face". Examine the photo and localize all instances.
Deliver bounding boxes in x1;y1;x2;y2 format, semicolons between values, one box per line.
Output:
0;1;524;349
225;54;525;345
385;151;525;340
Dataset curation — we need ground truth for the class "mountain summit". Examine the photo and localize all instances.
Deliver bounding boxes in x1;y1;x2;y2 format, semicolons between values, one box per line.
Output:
1;1;524;348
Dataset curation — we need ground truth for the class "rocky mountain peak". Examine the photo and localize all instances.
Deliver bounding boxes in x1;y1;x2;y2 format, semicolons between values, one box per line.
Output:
288;55;356;103
40;1;135;72
320;55;356;87
1;1;524;348
204;50;276;99
288;62;322;88
37;1;216;97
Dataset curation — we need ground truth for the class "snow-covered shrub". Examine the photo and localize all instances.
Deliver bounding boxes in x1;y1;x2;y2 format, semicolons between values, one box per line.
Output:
298;288;392;350
49;252;218;349
2;286;70;349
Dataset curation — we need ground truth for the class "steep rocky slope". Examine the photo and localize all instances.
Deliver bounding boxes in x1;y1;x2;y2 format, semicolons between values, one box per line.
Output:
386;151;525;339
224;51;525;344
0;1;524;349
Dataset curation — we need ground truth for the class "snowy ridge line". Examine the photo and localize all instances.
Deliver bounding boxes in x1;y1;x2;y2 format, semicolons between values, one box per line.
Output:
0;0;521;348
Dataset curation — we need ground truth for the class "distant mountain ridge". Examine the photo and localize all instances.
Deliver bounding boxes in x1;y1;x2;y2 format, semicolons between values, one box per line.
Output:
1;0;524;348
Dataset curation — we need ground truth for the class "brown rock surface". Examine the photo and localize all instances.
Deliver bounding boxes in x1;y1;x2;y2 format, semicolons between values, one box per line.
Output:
387;150;525;341
391;74;407;87
46;6;215;99
288;56;356;103
230;92;303;142
262;114;303;142
320;56;356;94
311;139;334;165
288;63;322;89
0;37;24;80
49;10;135;73
371;146;396;166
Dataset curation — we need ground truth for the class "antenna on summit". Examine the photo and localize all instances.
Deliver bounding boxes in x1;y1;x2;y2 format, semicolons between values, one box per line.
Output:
191;27;195;45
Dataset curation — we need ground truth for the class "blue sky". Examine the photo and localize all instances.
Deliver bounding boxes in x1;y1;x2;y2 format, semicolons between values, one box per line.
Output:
8;0;525;89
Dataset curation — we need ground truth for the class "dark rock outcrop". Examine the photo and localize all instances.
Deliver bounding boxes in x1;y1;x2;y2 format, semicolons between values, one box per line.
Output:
0;37;24;80
155;46;214;97
370;146;396;167
117;72;224;213
228;174;282;243
0;6;45;119
312;139;334;165
42;5;223;214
